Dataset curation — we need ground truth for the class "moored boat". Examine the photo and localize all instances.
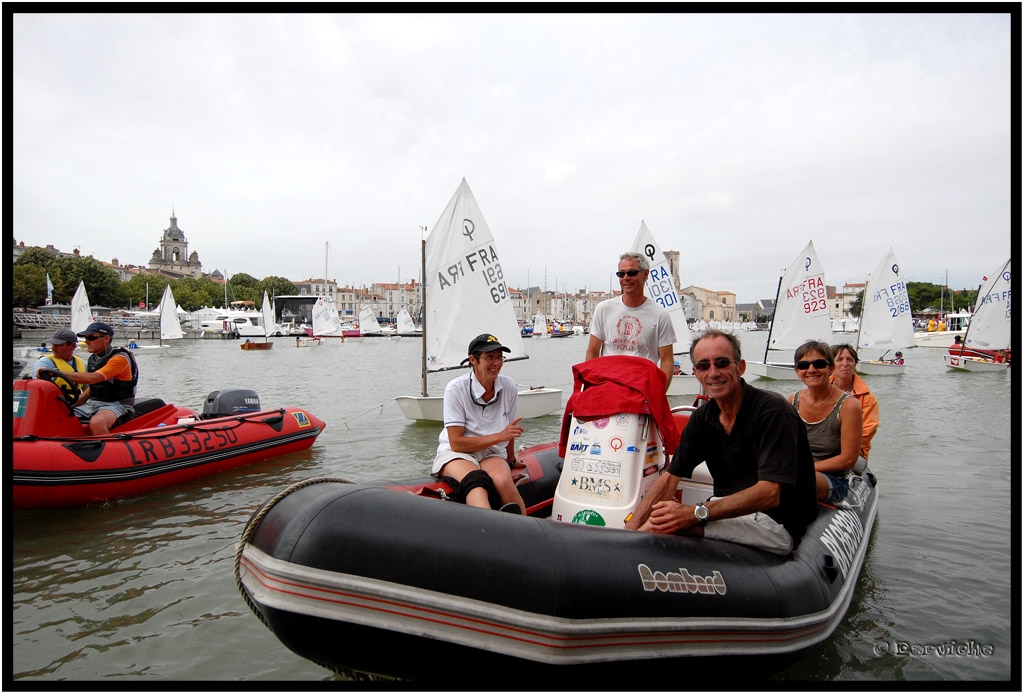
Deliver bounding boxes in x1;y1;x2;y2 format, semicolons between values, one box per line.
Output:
913;310;971;347
236;406;878;682
13;378;325;510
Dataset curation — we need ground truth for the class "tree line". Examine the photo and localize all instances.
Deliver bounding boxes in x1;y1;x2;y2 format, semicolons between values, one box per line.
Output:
13;247;297;311
13;245;980;315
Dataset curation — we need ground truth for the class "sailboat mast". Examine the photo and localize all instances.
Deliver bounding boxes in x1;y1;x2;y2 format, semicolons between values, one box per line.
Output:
762;274;784;364
420;239;428;398
958;281;984;349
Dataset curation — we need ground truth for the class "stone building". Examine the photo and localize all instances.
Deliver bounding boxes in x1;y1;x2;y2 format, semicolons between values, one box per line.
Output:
148;212;203;279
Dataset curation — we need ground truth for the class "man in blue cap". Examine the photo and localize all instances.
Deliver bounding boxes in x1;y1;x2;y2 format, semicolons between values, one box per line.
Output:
42;322;139;435
32;327;86;402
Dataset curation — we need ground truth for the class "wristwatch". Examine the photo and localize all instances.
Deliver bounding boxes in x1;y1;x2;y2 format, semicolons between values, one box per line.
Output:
694;502;710;526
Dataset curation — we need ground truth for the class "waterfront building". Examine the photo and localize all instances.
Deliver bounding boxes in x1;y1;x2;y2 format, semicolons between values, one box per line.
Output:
680;285;737;323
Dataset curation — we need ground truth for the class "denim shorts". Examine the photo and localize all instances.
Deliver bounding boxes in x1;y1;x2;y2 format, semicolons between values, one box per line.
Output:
823;472;851;504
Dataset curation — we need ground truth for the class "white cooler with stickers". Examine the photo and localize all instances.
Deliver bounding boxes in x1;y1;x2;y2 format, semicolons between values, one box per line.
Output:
552;412;665;528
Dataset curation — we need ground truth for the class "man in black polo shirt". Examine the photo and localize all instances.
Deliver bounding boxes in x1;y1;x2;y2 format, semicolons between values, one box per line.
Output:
626;330;818;555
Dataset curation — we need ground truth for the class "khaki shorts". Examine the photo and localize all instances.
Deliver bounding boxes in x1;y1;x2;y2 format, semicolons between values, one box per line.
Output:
702;497;794;556
432;447;507;476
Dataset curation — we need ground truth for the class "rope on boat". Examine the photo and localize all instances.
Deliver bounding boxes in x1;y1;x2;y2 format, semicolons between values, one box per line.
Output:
232;476;393;682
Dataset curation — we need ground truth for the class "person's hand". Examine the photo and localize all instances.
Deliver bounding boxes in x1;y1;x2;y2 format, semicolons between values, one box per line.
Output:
645;500;689;534
504;416;524;440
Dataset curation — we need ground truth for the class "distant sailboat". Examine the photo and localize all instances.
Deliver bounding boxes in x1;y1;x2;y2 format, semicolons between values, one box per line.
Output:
358;306;388;337
393;178;562;421
745;241;832;380
396;307;421;337
241;291;276;350
628;220;700;397
854;248;914;375
70;281;93;336
532;312;549;338
126;284;184;352
943;258;1011;372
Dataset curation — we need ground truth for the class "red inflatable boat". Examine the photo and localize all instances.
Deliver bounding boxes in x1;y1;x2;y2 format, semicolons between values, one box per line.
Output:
13;378;326;510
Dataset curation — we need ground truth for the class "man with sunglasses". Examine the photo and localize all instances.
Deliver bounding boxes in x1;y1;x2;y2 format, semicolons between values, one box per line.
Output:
31;327;87;402
585;252;676;390
625;330;818;555
45;322;140;435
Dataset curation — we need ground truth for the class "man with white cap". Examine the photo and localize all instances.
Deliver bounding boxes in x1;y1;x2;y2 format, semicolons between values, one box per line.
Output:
40;321;139;435
32;327;86;402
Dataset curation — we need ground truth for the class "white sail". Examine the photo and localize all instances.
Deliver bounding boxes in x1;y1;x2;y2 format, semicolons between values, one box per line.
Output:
857;248;914;352
533;312;548;337
629;220;693;353
965;258;1012;351
396;307;418;335
425;178;528;371
312;296;343;336
158;284;184;341
767;240;833;350
358;306;383;335
70;281;93;335
261;290;277;338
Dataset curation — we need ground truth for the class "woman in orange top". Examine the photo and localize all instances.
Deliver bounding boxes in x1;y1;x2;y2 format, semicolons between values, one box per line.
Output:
829;344;879;467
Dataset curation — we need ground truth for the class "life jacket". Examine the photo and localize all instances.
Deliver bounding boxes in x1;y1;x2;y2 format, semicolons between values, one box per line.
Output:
41;353;87;401
87;347;139;406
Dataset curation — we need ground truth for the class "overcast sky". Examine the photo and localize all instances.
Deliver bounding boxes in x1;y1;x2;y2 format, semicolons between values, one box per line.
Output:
12;12;1013;303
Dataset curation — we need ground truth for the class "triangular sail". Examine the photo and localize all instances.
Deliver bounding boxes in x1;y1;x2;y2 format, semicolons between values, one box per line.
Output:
767;241;832;350
396;307;417;334
533;312;547;336
425;178;527;372
312;296;342;336
261;290;277;338
629;220;692;353
857;248;914;351
70;281;93;335
358;306;382;335
964;258;1011;351
159;284;184;341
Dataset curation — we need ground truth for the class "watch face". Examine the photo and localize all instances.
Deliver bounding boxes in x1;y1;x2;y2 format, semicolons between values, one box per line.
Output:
695;504;709;520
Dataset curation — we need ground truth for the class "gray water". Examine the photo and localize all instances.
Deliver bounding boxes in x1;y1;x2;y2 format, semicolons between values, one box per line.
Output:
10;333;1014;683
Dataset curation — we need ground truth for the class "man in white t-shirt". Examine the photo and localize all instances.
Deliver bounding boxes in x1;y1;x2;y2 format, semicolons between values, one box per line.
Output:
586;252;677;390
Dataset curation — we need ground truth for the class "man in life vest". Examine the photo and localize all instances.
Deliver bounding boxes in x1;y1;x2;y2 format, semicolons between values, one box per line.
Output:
32;327;87;401
49;322;139;435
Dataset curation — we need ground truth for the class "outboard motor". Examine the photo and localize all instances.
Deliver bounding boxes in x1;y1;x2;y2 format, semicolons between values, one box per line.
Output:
202;389;261;418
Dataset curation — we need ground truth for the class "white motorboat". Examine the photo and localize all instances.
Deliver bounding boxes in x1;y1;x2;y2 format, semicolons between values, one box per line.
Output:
914;310;971;347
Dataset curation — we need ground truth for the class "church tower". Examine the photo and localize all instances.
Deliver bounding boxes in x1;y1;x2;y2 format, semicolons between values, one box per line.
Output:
149;210;203;278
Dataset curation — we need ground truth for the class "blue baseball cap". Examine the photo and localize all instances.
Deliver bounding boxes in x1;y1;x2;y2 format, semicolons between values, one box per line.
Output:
78;322;115;337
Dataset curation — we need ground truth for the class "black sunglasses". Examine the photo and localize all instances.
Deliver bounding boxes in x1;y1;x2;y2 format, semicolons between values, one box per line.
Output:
84;334;107;342
796;358;830;370
615;269;642;278
693;357;735;371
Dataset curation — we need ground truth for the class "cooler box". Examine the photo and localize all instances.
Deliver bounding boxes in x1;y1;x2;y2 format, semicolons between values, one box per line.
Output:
552;412;665;528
